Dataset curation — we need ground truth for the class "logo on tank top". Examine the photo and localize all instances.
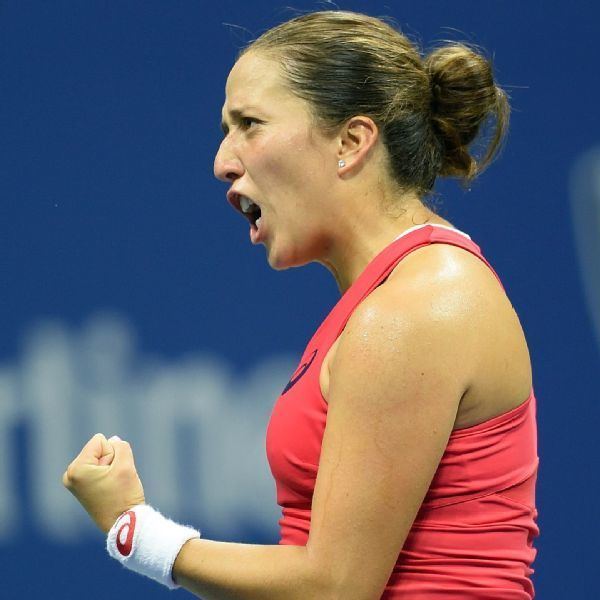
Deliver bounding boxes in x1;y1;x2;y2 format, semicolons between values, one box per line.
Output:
282;349;318;394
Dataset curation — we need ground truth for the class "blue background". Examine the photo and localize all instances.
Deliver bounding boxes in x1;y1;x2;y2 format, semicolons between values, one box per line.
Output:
1;1;599;598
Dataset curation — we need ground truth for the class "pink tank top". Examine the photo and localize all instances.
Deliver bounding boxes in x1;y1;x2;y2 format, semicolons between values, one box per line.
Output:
265;224;539;599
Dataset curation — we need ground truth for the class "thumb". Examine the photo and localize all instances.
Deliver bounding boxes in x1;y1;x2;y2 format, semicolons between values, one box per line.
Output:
78;433;115;467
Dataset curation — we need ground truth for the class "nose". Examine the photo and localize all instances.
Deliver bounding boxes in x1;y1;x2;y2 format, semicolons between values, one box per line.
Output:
214;140;244;183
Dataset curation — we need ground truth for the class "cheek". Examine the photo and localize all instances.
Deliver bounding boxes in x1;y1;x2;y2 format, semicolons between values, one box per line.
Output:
254;132;315;181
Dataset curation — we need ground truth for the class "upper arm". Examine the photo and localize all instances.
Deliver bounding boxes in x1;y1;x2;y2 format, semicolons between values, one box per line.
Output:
306;271;476;599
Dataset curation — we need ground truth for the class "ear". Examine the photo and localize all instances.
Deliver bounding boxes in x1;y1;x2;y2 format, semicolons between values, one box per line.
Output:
337;116;379;175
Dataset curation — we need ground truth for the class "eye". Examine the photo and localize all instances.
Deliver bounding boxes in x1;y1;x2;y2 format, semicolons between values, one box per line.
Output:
240;116;260;130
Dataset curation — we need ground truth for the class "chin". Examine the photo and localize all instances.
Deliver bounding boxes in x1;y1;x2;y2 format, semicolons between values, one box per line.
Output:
265;242;310;271
266;252;295;271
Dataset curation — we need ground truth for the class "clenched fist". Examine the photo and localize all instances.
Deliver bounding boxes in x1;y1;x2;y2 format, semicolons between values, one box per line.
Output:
63;433;145;533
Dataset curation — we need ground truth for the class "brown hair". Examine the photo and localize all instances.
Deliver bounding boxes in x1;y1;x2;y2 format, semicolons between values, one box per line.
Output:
242;10;509;196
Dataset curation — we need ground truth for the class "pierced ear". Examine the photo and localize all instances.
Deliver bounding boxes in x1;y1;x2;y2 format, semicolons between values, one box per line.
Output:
337;116;379;171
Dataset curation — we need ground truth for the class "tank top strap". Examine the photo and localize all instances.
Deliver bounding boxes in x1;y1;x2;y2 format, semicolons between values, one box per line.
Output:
310;224;500;355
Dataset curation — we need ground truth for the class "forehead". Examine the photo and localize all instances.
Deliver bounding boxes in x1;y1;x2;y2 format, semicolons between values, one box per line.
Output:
222;51;301;117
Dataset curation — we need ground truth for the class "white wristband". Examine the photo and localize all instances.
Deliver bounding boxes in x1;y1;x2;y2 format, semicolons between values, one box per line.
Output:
106;504;201;589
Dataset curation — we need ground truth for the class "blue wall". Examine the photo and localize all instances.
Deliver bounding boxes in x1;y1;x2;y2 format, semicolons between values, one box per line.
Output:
1;1;598;598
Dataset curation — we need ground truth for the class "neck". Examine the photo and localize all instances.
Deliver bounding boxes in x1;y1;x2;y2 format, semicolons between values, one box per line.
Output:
316;194;450;294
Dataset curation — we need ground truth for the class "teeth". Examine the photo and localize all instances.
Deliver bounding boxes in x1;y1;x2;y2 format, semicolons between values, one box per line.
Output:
239;196;258;214
240;196;251;213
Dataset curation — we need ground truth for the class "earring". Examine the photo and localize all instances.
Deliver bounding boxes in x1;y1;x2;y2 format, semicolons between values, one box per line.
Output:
338;159;346;168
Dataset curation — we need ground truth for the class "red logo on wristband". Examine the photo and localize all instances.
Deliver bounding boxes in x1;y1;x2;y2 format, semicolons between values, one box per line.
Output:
115;510;136;557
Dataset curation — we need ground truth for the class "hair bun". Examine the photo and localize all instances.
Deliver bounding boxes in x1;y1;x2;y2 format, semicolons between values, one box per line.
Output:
425;43;509;182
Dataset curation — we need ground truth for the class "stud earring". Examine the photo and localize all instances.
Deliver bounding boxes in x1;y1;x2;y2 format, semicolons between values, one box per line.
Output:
338;159;346;168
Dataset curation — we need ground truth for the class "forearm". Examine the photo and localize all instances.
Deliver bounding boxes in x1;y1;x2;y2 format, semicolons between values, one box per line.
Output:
173;538;331;600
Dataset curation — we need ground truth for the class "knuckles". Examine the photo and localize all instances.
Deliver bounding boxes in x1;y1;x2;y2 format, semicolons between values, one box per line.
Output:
61;440;139;491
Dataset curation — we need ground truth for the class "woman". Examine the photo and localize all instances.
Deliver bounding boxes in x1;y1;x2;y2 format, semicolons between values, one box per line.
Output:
63;10;539;599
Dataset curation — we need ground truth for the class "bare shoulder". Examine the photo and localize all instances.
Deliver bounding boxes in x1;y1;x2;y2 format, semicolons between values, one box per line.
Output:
321;243;487;403
331;241;532;428
336;244;490;396
382;242;521;345
386;242;504;297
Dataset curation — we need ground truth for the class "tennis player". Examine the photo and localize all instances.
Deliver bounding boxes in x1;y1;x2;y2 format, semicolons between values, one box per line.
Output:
63;10;539;599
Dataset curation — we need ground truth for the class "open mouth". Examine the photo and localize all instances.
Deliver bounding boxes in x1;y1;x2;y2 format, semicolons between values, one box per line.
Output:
228;193;262;227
